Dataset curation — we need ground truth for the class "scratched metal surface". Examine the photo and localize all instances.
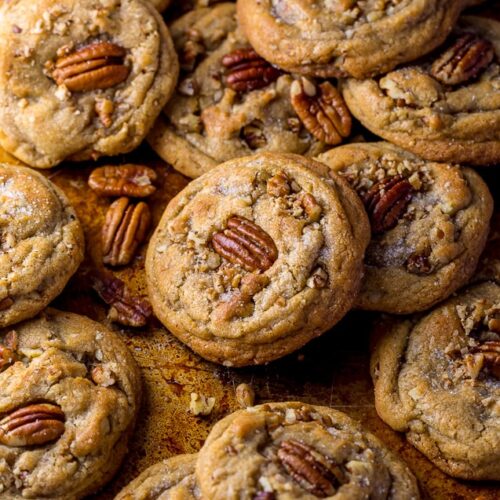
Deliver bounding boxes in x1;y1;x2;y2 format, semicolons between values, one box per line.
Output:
2;1;500;498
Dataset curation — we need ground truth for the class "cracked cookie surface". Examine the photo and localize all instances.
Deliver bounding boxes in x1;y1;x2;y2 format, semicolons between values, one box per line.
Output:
317;142;493;314
145;152;369;366
148;3;329;179
0;0;178;168
115;454;200;499
0;165;84;327
236;0;466;79
370;282;500;480
0;308;141;499
341;16;500;166
196;402;420;499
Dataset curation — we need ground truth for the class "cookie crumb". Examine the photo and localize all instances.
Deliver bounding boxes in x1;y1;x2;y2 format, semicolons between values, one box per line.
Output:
189;392;215;416
235;383;255;408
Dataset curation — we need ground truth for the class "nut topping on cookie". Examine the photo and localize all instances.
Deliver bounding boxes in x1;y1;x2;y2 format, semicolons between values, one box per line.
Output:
222;48;282;93
361;175;413;234
89;165;157;198
471;341;500;378
211;216;278;272
0;331;17;372
102;197;151;266
277;440;344;497
0;403;65;447
430;33;495;86
51;41;130;92
406;253;433;275
291;79;351;145
0;297;14;311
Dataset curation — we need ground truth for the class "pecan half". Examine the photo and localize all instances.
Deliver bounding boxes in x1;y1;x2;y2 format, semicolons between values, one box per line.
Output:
277;440;344;497
51;41;130;92
0;403;65;447
0;331;17;373
180;28;205;71
211;216;278;272
89;165;157;198
290;78;351;145
92;272;152;327
102;197;151;267
222;48;281;93
362;175;413;234
430;33;495;86
471;341;500;378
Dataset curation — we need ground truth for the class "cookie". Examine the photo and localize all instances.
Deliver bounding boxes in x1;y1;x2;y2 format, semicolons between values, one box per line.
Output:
115;454;200;499
317;143;493;314
236;0;466;79
370;282;500;480
0;165;84;327
148;3;346;179
0;308;141;498
341;16;500;166
0;0;179;168
146;152;369;366
196;402;420;499
149;0;171;13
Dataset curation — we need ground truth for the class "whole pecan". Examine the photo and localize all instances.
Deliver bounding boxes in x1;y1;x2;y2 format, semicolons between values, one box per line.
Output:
102;197;151;267
92;272;152;327
471;340;500;378
0;331;17;373
290;78;351;145
211;216;278;272
222;48;281;93
51;41;130;92
0;403;65;447
362;175;413;234
277;439;344;497
89;164;157;198
430;33;494;86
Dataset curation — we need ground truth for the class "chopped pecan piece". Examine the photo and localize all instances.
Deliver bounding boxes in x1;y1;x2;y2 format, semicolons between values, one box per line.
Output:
89;164;157;198
180;28;205;71
51;41;130;92
471;340;500;378
362;175;413;234
0;403;65;447
92;272;152;327
300;193;322;222
211;216;278;272
290;78;351;145
95;98;114;128
222;48;281;93
235;383;255;408
277;439;344;497
267;172;291;198
406;253;433;275
241;122;267;150
430;33;494;86
0;331;17;372
102;197;151;266
0;297;13;311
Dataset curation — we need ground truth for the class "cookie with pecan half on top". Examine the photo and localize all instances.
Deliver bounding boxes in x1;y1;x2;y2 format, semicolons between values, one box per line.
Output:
148;3;352;178
0;0;178;168
317;142;493;314
196;402;420;499
146;152;369;366
371;281;500;480
341;16;500;166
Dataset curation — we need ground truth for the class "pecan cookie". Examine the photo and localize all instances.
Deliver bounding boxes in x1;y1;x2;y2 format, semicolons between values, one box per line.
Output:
0;165;84;327
115;454;200;499
371;282;500;480
148;3;351;179
236;0;467;79
0;308;141;498
196;402;420;499
145;153;369;366
341;16;500;166
317;143;493;314
0;0;178;168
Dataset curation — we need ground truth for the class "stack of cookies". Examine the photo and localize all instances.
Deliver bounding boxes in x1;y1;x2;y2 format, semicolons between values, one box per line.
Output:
0;0;498;497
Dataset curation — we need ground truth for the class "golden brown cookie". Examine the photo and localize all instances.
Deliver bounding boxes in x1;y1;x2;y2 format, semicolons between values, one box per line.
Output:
0;308;141;498
341;16;500;166
115;454;200;499
317;143;493;314
148;4;344;179
196;402;420;499
0;165;84;327
371;282;500;480
0;0;178;168
237;0;467;78
146;153;369;366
